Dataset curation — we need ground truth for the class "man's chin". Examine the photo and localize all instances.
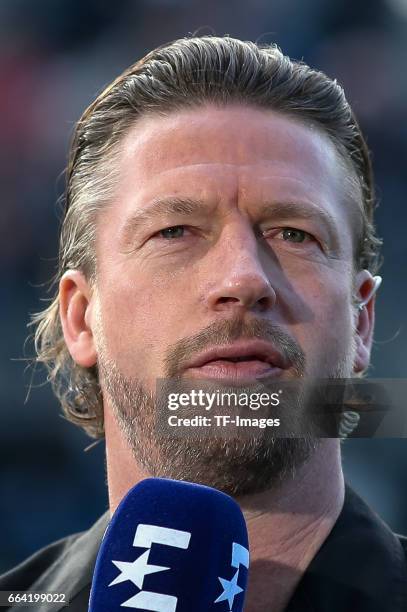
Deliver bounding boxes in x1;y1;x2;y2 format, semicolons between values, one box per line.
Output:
125;432;319;497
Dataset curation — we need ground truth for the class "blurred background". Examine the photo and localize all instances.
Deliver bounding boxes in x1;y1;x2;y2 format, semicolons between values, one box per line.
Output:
1;0;406;574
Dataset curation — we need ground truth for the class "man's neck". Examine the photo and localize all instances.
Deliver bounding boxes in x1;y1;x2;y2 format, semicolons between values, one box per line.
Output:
238;439;344;611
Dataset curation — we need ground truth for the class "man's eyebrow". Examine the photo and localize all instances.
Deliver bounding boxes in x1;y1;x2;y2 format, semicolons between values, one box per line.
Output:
258;200;338;230
258;200;341;251
120;196;208;246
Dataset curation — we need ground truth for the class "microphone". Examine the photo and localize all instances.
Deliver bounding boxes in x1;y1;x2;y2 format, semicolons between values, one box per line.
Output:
88;478;249;611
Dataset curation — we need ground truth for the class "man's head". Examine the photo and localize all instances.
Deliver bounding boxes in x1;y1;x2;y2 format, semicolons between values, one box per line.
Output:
32;36;382;495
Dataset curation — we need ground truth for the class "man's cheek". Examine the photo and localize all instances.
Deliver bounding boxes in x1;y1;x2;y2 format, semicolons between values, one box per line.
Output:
300;305;351;357
99;301;152;360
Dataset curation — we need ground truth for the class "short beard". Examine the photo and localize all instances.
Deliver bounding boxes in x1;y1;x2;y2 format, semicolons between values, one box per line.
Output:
99;361;319;496
96;315;354;497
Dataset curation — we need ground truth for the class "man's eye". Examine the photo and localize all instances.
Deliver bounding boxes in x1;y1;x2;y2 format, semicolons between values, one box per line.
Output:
157;225;187;240
279;228;314;243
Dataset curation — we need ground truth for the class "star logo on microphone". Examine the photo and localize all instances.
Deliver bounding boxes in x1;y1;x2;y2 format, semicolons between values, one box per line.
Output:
214;542;249;611
214;569;243;610
109;549;170;589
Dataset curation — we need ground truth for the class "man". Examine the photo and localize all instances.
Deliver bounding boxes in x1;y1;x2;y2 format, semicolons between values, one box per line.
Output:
1;35;406;611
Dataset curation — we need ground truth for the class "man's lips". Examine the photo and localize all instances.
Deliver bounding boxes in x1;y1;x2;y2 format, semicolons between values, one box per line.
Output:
186;359;283;381
182;340;289;381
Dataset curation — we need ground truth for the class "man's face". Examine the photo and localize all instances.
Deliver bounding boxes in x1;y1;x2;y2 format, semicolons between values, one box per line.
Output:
89;105;364;494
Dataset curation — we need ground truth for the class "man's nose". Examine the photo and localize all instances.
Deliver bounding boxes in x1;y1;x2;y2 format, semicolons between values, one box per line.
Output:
205;227;277;314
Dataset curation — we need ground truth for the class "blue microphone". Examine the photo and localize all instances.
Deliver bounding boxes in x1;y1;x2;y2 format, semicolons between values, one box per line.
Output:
88;478;249;611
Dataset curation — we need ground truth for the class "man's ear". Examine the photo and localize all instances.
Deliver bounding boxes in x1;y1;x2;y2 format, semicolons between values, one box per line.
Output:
352;271;382;374
59;270;97;367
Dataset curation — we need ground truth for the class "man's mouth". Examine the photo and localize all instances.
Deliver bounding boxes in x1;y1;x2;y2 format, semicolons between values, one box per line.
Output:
183;341;288;382
187;358;282;381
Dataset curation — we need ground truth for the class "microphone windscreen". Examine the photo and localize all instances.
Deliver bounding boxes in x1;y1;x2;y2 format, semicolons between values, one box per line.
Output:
88;477;249;611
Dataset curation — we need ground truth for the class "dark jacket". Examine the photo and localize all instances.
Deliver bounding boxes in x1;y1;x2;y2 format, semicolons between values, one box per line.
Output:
1;485;406;611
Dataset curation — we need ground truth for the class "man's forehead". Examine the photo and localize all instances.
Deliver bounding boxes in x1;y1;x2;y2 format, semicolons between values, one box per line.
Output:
119;105;340;180
112;105;355;226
